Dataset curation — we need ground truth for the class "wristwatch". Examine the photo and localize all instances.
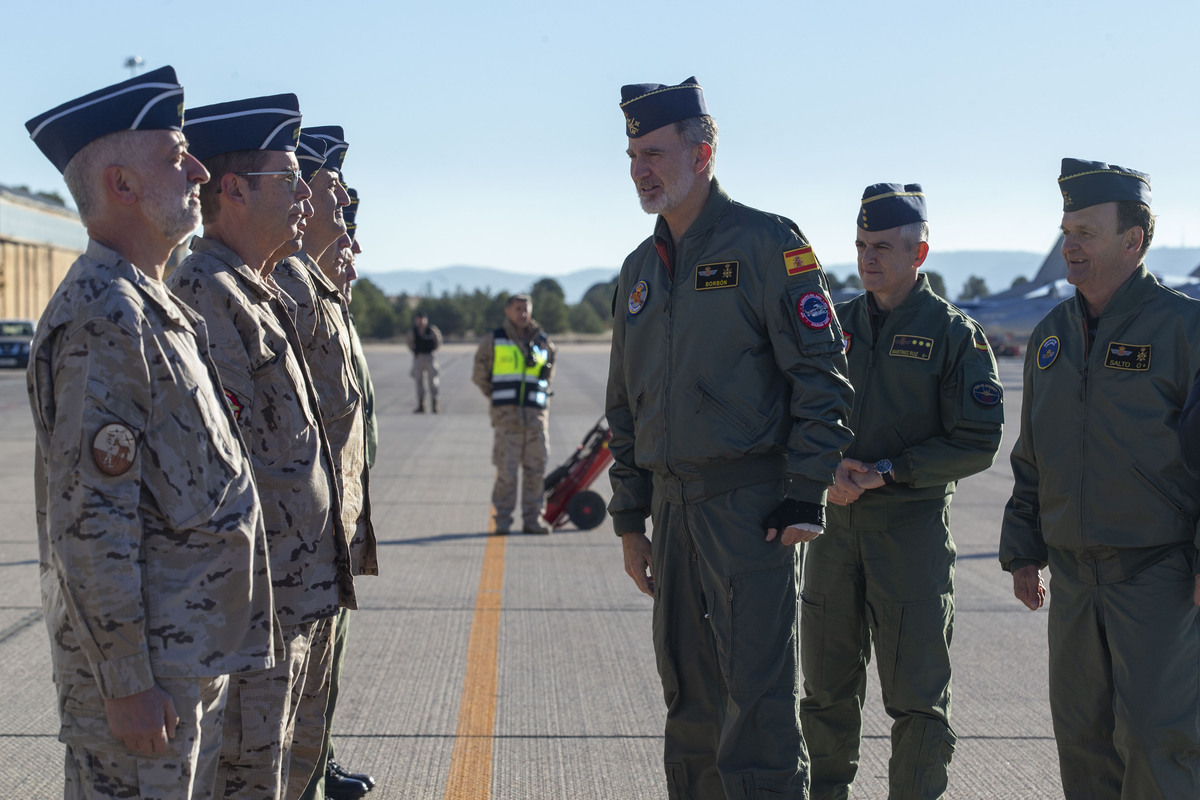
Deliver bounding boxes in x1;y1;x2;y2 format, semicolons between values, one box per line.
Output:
874;458;896;485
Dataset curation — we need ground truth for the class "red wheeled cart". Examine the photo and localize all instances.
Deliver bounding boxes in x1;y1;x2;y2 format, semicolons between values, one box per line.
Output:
542;417;613;530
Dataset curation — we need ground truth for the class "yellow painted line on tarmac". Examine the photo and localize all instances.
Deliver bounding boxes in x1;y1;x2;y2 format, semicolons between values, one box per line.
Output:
443;528;506;800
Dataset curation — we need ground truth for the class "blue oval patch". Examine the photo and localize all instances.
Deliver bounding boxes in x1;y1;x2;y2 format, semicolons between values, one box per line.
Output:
1037;336;1060;370
797;292;832;330
628;280;649;315
971;381;1003;407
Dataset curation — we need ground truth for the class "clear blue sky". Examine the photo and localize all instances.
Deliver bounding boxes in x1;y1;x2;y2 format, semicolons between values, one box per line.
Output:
5;0;1198;281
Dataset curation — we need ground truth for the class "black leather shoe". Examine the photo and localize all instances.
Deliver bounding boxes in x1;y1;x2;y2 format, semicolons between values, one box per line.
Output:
328;760;376;792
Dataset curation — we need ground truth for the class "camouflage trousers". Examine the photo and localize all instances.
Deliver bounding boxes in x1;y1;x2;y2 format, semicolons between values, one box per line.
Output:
490;410;548;532
411;353;439;406
285;614;337;800
216;620;317;800
58;674;228;800
300;608;352;800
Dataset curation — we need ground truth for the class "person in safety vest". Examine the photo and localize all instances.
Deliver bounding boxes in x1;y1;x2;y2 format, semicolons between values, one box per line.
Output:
472;293;557;535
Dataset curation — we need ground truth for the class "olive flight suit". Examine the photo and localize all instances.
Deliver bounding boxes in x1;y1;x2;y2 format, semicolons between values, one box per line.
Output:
800;276;1004;800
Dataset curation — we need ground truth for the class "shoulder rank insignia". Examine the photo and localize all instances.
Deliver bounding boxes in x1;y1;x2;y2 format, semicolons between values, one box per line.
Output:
784;245;820;276
797;292;832;329
695;261;738;291
1104;341;1150;371
93;423;136;476
1037;336;1059;370
628;280;649;315
971;381;1003;407
889;335;933;360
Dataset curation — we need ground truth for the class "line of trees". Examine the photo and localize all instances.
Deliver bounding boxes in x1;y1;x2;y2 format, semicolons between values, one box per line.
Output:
348;270;1019;340
349;276;619;339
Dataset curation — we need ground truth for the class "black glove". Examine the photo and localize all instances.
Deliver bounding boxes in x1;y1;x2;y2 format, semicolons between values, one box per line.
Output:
764;498;825;531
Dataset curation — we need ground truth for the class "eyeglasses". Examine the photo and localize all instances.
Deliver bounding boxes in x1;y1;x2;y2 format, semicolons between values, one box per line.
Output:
234;169;303;191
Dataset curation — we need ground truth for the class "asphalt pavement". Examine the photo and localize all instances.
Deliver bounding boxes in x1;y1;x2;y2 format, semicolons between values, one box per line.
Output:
0;341;1063;799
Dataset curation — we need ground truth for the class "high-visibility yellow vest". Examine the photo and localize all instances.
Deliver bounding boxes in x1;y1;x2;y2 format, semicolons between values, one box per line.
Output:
490;328;550;409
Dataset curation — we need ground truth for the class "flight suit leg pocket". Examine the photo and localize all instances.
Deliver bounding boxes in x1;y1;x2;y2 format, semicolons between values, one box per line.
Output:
727;564;798;692
799;589;825;687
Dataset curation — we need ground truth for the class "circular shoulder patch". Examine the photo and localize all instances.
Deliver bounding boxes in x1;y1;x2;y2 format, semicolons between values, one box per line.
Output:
797;292;832;330
1037;336;1060;370
971;381;1003;407
92;423;137;476
843;331;852;354
628;280;649;315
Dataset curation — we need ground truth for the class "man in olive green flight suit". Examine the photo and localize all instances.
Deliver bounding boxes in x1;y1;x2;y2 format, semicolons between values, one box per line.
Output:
1000;159;1200;799
607;77;853;800
799;185;1004;800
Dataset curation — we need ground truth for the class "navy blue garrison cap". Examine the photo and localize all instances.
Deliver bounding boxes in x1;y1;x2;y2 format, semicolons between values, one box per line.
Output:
296;132;328;182
183;94;301;161
1058;158;1151;211
344;188;359;240
620;76;707;138
26;65;185;173
302;126;348;175
858;183;927;231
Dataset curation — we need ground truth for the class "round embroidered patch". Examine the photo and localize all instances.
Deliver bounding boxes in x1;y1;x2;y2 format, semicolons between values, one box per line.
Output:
797;292;832;330
628;280;649;315
92;423;136;476
1037;336;1060;370
843;331;852;354
971;381;1003;407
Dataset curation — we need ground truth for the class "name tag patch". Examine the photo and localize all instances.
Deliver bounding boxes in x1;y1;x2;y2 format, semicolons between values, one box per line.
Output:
889;335;933;360
1104;341;1150;371
695;261;738;291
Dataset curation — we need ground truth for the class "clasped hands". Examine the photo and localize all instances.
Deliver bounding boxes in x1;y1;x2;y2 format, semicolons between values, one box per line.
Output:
826;458;885;506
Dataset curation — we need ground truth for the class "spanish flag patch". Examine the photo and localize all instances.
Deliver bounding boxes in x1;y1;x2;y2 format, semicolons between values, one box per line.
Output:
784;245;820;276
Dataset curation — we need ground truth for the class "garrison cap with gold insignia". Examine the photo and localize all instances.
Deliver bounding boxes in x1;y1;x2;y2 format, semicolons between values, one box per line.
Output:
1058;158;1151;211
619;76;707;139
182;93;302;161
26;65;185;173
302;125;348;175
296;131;328;182
344;188;359;241
859;182;926;231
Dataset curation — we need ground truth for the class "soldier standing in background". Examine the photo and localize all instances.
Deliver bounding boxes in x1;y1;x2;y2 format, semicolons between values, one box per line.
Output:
473;293;556;535
25;68;275;799
407;312;442;413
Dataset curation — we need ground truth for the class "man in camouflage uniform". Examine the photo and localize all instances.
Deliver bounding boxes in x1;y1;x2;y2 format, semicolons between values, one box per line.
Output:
270;128;378;800
25;67;275;800
165;96;356;800
800;185;1004;800
472;294;556;535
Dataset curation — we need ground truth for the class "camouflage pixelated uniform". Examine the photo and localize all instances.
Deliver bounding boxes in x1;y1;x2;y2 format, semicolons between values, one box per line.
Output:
472;318;557;532
168;238;355;799
29;240;275;800
273;253;377;799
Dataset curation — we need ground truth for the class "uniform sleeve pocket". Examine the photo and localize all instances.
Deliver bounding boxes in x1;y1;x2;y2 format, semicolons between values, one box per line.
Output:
783;283;843;354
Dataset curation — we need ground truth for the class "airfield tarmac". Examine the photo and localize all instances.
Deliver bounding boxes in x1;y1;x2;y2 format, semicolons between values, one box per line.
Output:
0;341;1064;799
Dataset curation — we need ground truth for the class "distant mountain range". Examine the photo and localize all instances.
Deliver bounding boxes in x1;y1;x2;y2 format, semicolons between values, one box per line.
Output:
358;247;1200;304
